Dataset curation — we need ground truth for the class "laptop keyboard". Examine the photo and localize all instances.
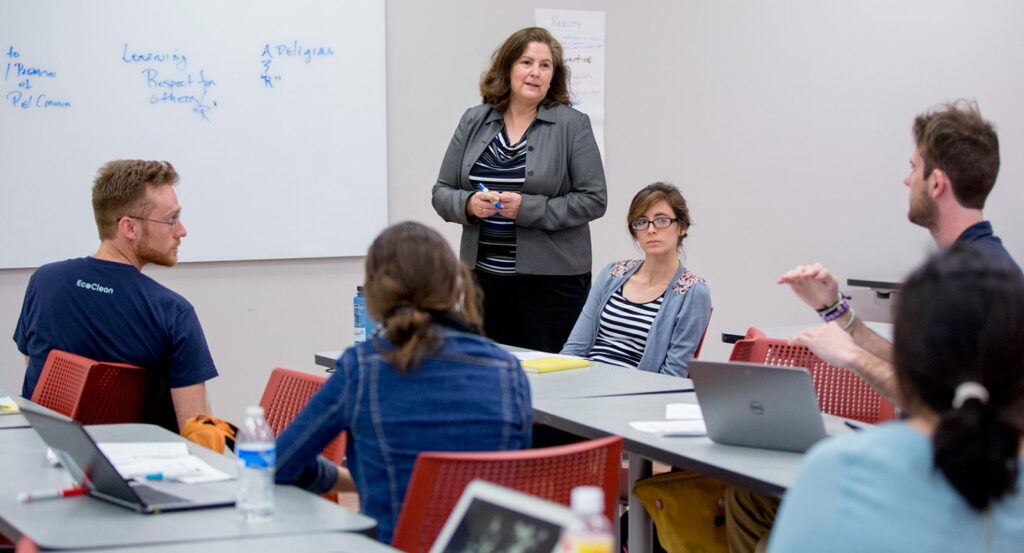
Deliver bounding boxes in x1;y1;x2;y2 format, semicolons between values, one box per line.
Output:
133;484;189;506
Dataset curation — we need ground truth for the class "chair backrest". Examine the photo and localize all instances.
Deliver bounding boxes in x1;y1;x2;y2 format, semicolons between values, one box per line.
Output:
391;435;623;553
30;349;155;425
258;367;345;464
692;307;714;360
728;328;895;423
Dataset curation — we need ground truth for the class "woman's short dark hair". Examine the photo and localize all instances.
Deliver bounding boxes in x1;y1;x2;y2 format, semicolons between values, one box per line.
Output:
893;243;1024;510
626;182;692;248
363;222;482;372
479;27;571;112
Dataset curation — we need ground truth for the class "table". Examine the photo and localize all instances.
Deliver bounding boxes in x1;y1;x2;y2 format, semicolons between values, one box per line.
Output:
847;276;901;299
315;351;692;400
58;532;398;552
0;423;375;550
721;320;894;344
534;391;858;553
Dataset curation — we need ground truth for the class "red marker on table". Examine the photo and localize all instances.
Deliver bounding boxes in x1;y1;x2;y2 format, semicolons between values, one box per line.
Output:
17;486;87;503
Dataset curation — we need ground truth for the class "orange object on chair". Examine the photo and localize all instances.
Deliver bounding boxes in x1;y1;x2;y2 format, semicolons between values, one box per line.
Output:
728;327;896;423
30;349;156;425
258;367;347;500
391;435;623;553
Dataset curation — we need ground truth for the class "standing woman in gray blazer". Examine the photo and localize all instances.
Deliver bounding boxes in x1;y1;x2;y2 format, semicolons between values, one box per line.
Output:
432;26;607;353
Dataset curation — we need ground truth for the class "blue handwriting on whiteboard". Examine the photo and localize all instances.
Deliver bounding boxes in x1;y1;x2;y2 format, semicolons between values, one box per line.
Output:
5;90;70;109
143;68;218;122
121;44;188;71
261;41;335;64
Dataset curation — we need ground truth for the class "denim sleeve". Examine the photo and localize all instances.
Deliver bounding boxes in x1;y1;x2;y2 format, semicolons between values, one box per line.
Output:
560;263;614;356
275;350;352;494
660;281;712;378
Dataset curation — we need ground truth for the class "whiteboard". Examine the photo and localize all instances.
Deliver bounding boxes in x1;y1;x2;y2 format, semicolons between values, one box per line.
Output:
0;0;387;267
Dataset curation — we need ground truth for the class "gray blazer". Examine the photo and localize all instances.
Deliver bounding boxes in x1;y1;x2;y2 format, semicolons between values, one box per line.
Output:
431;103;607;275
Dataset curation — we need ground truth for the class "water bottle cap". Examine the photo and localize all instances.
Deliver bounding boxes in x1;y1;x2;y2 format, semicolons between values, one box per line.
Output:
357;285;364;292
245;406;265;418
570;486;604;516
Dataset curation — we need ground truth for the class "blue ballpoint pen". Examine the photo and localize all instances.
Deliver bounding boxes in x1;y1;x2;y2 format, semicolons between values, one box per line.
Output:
474;183;504;209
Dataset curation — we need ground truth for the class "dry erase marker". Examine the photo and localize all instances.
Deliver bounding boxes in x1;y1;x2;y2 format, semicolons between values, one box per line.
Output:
474;183;503;209
17;486;87;503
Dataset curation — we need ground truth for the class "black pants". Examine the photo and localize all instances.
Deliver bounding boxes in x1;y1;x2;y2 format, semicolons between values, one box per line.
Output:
474;270;591;353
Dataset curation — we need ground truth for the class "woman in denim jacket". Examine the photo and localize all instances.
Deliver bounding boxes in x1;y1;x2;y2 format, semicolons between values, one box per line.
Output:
561;183;711;378
275;222;533;543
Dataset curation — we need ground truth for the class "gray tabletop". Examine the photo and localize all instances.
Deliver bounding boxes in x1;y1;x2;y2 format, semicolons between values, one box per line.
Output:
57;532;399;552
0;423;375;550
533;391;857;497
315;350;691;400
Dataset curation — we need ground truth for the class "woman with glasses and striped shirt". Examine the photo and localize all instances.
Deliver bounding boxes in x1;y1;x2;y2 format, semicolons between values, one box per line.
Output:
561;182;712;378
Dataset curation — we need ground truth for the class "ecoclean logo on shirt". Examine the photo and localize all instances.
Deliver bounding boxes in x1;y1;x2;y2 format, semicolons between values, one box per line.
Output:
76;279;114;295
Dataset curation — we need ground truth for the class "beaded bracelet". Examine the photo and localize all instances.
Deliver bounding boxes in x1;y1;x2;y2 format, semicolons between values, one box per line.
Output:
818;293;851;323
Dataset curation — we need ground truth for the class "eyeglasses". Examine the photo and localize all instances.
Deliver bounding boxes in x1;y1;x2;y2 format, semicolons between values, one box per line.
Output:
630;217;678;231
126;214;180;228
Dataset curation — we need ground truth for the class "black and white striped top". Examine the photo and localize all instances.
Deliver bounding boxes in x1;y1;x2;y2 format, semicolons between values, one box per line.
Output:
470;128;527;275
588;287;665;369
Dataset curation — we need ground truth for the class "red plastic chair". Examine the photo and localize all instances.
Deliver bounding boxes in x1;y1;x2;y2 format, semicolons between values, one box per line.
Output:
258;368;346;500
391;435;623;553
692;307;714;360
14;537;39;553
30;349;156;425
728;328;895;423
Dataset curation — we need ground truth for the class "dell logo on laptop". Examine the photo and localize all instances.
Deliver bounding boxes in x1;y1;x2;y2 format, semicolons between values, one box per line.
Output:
749;401;765;415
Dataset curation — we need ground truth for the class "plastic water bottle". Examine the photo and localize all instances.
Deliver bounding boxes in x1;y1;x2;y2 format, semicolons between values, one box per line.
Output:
562;486;614;553
353;285;378;343
236;406;275;522
354;286;368;343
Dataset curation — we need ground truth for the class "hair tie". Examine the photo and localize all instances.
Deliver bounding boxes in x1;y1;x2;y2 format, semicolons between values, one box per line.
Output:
952;381;990;409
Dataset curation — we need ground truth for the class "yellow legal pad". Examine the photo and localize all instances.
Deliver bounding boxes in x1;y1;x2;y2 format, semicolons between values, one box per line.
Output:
519;356;591;374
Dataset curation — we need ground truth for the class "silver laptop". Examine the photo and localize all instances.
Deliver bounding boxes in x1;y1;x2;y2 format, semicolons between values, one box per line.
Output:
689;360;829;453
430;480;578;553
21;403;235;513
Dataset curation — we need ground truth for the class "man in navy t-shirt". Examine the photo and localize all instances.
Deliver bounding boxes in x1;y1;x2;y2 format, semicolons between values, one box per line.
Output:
14;160;218;433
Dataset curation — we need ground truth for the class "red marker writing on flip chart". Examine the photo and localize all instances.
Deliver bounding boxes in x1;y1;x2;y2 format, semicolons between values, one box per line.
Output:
17;486;88;503
475;183;504;209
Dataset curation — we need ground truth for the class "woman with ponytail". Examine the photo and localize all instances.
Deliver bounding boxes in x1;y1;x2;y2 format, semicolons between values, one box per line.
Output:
769;242;1024;552
275;222;532;544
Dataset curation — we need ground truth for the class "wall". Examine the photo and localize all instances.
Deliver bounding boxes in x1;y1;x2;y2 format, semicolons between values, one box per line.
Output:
3;0;1022;422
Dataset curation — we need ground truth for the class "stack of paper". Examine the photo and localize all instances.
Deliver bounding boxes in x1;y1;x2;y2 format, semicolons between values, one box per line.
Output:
513;352;591;374
0;396;20;414
629;403;708;437
98;442;233;484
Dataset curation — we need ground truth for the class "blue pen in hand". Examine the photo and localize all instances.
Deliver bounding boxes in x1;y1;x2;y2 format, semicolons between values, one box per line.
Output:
475;183;504;209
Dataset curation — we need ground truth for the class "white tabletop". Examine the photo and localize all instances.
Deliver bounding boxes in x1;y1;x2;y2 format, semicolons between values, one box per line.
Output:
57;532;399;552
0;389;30;430
0;423;376;549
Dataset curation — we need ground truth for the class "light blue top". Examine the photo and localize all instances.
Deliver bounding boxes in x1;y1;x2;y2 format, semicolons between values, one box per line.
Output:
768;422;1024;553
560;260;711;377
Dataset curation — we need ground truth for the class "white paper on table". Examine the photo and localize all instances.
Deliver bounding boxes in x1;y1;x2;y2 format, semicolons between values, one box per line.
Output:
0;396;20;414
98;442;190;463
665;403;703;420
113;455;233;484
512;352;585;361
630;420;707;437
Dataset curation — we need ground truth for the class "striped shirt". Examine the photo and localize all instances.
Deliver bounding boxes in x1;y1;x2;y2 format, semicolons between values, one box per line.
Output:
470;127;527;274
588;286;665;369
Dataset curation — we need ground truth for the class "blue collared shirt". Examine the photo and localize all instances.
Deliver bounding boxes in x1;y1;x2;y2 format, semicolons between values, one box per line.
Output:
955;221;1021;273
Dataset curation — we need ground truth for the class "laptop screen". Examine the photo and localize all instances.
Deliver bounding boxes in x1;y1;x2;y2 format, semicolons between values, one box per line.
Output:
430;480;577;553
21;405;142;506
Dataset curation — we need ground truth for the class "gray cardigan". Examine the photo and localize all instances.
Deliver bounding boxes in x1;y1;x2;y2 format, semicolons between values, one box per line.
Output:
431;103;607;275
561;260;712;377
